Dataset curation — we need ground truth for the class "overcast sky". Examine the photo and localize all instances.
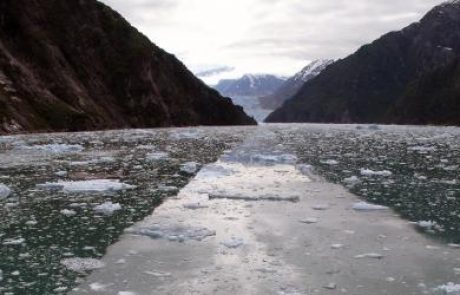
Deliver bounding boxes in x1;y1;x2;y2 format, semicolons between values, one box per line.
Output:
101;0;444;84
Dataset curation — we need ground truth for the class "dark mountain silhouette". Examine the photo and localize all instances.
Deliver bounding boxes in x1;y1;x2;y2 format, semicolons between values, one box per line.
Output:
0;0;255;133
266;1;460;126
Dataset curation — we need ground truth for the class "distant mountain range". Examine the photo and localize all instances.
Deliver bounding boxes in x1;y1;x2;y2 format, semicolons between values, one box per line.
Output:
0;0;255;134
214;74;286;97
266;1;460;126
260;59;334;110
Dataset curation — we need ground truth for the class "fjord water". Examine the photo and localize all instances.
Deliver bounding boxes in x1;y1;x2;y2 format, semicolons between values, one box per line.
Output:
230;96;273;122
0;124;459;294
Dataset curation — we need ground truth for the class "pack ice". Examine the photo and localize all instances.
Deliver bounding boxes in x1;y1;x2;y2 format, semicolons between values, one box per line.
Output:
37;179;136;193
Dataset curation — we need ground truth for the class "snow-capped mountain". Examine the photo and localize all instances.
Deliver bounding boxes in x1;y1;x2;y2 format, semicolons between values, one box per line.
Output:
260;59;334;110
214;74;286;97
292;59;335;83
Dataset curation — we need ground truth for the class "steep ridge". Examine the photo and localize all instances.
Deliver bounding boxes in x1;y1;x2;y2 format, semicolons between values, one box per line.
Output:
0;0;255;134
266;1;460;125
260;59;334;110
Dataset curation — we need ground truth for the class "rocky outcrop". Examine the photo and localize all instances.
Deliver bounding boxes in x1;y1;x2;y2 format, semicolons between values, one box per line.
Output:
0;0;255;133
266;1;460;126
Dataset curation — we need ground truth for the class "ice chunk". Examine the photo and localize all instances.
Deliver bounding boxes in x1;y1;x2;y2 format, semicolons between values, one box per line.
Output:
417;220;439;230
198;163;236;179
343;176;360;186
296;164;315;176
360;169;392;177
127;224;216;242
183;202;208;210
3;238;25;245
321;159;339;165
157;184;178;192
252;153;297;165
181;162;200;174
60;209;77;217
312;204;329;210
221;237;244;249
354;253;384;259
118;292;137;295
90;282;110;291
60;258;105;272
331;244;344;249
299;217;318;224
436;283;460;293
55;171;68;177
323;283;337;290
352;202;389;211
209;193;299;203
17;144;84;153
94;202;122;216
37;179;136;193
408;146;436;153
0;184;11;199
146;152;169;161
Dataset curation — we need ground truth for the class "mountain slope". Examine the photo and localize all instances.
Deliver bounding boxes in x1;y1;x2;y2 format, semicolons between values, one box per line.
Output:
214;74;286;97
0;0;255;133
390;57;460;125
260;59;334;110
266;1;460;125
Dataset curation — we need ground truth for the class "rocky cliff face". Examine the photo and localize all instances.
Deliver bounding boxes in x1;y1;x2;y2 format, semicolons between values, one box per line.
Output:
0;0;255;133
260;59;334;110
266;1;460;126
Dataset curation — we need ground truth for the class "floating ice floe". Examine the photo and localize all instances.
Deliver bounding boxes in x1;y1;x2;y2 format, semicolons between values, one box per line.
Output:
209;193;300;203
94;202;122;216
221;237;244;249
321;159;339;165
55;171;68;177
183;202;208;210
253;153;297;165
352;202;389;211
3;238;25;245
16;144;84;153
90;282;110;291
60;258;105;272
343;176;360;186
354;253;384;259
180;162;200;174
408;146;437;153
312;204;329;210
331;244;344;249
198;163;236;179
360;168;392;177
435;283;460;294
0;184;11;199
146;152;169;161
296;164;315;176
118;292;137;295
127;224;216;242
417;220;440;231
323;283;337;290
60;209;77;217
37;179;136;193
157;184;179;192
299;217;318;224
